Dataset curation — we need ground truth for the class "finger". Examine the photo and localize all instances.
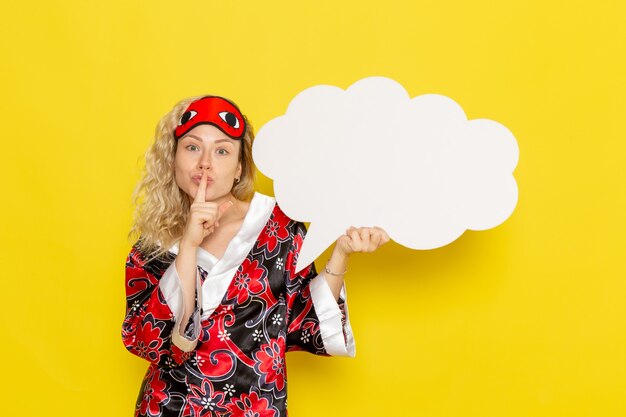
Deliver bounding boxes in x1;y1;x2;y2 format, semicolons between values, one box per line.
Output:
349;227;361;251
194;170;207;203
190;203;218;214
381;228;390;243
359;227;370;249
215;201;234;227
191;203;219;213
369;231;382;251
191;208;219;226
217;200;234;218
374;226;390;243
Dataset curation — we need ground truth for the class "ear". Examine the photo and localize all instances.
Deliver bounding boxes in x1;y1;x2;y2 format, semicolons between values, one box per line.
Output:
236;161;242;179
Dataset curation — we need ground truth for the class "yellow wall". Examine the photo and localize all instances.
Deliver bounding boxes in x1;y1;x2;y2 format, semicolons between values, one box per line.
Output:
1;1;625;416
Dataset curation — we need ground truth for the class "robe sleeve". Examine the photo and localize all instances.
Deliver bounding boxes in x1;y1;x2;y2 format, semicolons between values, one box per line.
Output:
284;222;356;357
121;242;202;367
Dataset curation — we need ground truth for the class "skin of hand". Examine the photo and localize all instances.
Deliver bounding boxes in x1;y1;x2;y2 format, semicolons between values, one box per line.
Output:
336;226;390;256
323;226;391;300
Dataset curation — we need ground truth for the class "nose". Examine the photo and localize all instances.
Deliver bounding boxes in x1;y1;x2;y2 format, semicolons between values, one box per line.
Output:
199;150;212;170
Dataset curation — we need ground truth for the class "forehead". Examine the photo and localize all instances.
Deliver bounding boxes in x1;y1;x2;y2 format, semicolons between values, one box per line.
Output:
181;124;239;145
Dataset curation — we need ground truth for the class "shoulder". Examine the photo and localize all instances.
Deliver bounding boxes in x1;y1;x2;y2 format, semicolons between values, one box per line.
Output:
127;240;147;266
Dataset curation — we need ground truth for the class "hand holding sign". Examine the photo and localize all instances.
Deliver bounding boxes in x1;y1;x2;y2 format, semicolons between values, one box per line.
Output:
335;227;391;256
252;77;519;272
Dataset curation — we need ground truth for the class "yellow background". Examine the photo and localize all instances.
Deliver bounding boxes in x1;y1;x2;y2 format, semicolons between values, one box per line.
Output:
1;1;625;416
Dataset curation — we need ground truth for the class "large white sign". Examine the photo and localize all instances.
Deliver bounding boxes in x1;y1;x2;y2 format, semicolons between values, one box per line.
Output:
253;77;519;272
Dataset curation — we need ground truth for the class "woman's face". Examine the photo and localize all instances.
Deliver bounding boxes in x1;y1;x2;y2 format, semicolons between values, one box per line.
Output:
174;124;242;204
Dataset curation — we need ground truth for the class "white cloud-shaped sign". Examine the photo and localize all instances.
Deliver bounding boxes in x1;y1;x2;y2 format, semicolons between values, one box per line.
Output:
252;76;519;272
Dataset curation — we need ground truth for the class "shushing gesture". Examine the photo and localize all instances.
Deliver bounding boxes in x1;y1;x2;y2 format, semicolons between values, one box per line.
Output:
181;171;233;248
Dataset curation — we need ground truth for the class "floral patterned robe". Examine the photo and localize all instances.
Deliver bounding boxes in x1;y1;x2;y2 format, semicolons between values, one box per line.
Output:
122;193;355;417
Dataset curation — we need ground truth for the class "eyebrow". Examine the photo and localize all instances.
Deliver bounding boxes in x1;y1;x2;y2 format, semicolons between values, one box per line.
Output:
184;134;235;145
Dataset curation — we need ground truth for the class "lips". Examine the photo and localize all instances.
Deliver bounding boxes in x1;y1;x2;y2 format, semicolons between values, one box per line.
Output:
192;176;214;185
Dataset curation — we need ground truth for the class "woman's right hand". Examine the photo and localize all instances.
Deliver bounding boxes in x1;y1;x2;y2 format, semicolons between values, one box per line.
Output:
180;171;233;248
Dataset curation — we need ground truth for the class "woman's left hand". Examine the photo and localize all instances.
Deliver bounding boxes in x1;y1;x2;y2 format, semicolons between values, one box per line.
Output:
335;226;391;256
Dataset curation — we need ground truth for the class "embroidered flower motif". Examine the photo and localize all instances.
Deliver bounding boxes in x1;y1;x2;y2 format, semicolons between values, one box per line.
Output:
185;380;228;416
191;353;205;368
253;329;263;342
275;257;284;270
226;390;277;417
223;384;236;397
226;258;268;304
271;314;282;325
253;336;287;394
130;319;163;363
135;341;149;359
137;367;169;417
218;330;231;341
300;329;310;344
201;397;216;410
256;210;291;257
164;356;176;368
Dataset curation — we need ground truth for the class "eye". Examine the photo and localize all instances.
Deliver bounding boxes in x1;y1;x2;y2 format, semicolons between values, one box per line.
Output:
216;148;229;155
179;110;198;126
218;111;240;129
186;144;199;151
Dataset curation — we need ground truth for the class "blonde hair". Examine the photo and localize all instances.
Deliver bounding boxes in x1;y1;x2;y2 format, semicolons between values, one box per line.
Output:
128;95;256;260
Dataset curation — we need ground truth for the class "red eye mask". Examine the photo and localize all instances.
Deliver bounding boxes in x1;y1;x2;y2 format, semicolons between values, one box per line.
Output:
174;96;246;140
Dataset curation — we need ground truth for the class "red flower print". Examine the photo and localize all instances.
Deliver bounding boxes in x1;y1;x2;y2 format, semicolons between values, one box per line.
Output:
256;212;290;256
253;336;286;394
226;391;277;417
132;317;164;363
137;366;169;416
226;259;267;304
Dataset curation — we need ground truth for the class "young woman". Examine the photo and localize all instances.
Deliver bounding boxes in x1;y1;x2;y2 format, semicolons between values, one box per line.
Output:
123;95;389;417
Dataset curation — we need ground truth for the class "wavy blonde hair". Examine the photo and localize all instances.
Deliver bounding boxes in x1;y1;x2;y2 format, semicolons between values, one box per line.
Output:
128;95;256;260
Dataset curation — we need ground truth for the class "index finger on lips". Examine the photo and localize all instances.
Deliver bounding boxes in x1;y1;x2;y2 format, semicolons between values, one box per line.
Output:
195;171;207;203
